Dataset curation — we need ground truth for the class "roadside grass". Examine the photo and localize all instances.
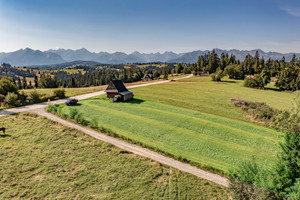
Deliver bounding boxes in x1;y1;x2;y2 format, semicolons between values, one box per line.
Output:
22;85;106;97
0;113;228;199
131;76;295;121
58;96;283;173
20;76;175;98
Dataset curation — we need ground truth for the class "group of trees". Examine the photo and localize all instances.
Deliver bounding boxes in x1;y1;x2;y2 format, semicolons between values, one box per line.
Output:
222;51;299;91
13;65;169;89
0;76;66;107
56;67;162;88
174;50;299;91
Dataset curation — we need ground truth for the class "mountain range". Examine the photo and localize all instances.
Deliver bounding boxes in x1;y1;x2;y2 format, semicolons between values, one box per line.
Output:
0;48;299;66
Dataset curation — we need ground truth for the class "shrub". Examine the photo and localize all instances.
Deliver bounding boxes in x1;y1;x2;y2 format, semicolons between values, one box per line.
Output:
46;105;59;113
0;77;18;96
0;94;5;102
229;178;287;200
41;94;57;102
18;91;28;104
53;88;66;99
4;92;19;106
244;74;265;89
211;69;224;81
28;90;41;103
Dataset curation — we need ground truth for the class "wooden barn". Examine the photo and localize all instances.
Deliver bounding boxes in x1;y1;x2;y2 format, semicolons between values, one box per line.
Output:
105;80;133;102
197;71;210;76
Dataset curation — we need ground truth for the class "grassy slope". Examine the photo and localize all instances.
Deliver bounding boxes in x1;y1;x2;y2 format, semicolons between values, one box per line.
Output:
131;76;295;122
59;97;283;173
0;113;228;199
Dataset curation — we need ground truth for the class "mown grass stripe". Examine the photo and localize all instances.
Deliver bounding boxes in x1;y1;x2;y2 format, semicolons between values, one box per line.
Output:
60;98;281;172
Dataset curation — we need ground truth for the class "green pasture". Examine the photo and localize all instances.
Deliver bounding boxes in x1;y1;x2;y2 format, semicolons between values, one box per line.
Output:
0;113;228;199
22;86;105;97
59;96;283;173
131;76;295;121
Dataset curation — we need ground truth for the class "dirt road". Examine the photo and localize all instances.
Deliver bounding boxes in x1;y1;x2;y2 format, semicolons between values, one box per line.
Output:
0;74;230;187
32;108;229;187
0;75;192;116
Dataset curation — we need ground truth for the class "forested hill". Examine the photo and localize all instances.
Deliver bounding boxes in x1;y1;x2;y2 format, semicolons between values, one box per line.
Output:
1;48;299;66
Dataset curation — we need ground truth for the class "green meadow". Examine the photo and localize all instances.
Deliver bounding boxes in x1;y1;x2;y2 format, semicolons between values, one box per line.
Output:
59;96;283;173
0;113;228;199
131;76;295;121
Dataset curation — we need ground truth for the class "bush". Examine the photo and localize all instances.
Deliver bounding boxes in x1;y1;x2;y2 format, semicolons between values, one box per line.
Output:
53;88;66;99
244;74;265;89
0;77;18;96
41;94;57;102
18;91;28;104
28;90;41;103
229;178;287;200
4;92;19;106
211;69;224;81
0;94;5;102
46;105;59;112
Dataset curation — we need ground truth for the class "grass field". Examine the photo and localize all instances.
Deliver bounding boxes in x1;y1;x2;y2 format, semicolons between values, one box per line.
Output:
58;96;283;173
22;85;106;97
131;76;295;121
0;113;228;199
20;77;170;98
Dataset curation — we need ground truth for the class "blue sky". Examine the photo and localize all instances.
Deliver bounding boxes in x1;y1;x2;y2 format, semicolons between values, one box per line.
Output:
0;0;300;53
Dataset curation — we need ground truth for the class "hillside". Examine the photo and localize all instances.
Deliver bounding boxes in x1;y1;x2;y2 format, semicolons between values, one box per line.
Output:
132;76;295;121
57;96;283;173
0;113;228;199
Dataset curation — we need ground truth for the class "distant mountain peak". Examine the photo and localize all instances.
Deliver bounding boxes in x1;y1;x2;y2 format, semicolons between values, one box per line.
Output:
0;48;299;66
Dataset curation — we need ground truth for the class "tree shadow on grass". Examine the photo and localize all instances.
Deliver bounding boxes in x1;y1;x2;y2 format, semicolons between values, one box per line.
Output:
264;87;282;92
0;134;11;138
116;98;145;104
221;80;237;83
68;103;82;107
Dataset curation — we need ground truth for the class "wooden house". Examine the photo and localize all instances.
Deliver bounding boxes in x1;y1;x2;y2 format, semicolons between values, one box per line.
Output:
105;80;133;102
197;71;210;76
143;73;153;81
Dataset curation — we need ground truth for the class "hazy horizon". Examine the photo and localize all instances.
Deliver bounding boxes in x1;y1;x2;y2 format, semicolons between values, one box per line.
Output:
1;47;300;55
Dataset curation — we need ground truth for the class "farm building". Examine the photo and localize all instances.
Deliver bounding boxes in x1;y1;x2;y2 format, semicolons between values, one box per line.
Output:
105;80;133;102
143;73;153;81
197;71;210;76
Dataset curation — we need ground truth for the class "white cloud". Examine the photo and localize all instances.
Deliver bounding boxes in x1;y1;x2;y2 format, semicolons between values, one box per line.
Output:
280;6;300;17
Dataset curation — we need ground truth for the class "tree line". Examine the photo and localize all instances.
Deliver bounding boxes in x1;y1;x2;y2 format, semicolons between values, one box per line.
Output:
174;50;299;91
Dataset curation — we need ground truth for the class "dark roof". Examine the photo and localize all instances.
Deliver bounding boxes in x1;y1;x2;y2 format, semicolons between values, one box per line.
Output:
143;73;153;79
105;80;128;92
